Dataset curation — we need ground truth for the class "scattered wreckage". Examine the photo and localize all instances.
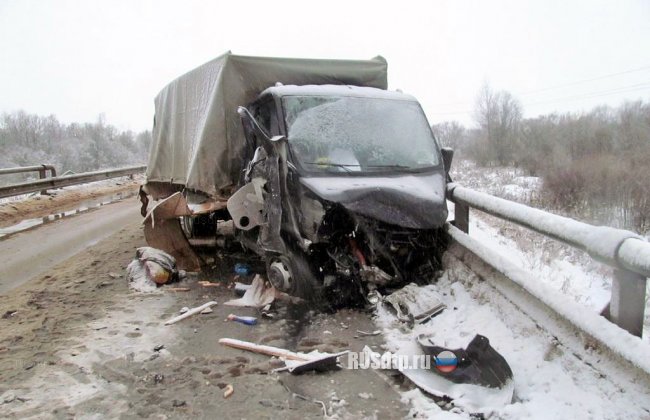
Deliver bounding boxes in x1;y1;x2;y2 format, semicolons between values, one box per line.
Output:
140;52;454;302
125;244;514;412
136;53;513;413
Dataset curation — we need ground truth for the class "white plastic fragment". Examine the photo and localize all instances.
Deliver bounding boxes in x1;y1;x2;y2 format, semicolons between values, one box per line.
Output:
165;301;218;325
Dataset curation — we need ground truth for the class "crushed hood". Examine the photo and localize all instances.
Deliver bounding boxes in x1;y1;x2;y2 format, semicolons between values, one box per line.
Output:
300;172;448;229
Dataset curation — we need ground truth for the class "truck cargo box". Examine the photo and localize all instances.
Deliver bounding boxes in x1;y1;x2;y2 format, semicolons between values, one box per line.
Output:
145;52;388;199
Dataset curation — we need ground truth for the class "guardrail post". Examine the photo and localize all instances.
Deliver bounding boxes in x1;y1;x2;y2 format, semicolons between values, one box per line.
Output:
455;202;469;233
38;165;48;195
610;269;647;337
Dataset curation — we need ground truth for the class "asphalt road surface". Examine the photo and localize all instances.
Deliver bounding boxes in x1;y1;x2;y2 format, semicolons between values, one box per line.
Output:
0;198;141;295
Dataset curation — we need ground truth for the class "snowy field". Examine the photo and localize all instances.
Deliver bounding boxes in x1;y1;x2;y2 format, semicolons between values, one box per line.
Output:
449;159;650;338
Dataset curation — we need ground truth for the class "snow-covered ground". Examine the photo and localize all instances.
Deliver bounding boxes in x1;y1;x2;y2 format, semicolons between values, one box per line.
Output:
375;159;650;418
0;174;143;205
450;160;542;205
378;267;650;419
449;159;650;337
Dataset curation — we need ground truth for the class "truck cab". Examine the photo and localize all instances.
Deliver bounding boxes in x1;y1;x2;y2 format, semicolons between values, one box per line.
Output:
229;85;450;302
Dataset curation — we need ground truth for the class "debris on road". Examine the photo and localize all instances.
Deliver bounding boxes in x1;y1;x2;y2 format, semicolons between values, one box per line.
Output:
167;287;190;292
260;305;275;319
356;330;381;337
164;301;218;325
234;263;251;276
2;310;18;319
200;306;213;314
279;380;329;417
234;281;251;296
219;338;306;360
382;283;446;324
219;338;347;374
279;351;349;374
226;314;257;325
145;260;171;284
392;334;515;412
223;384;234;399
198;281;220;288
417;334;513;389
225;275;276;308
126;246;180;291
225;275;303;308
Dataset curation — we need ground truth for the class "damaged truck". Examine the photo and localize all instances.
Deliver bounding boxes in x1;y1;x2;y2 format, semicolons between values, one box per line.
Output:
141;52;453;301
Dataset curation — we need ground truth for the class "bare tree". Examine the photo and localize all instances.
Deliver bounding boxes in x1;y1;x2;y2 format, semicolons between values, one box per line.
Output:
0;111;152;180
471;83;523;165
431;121;467;152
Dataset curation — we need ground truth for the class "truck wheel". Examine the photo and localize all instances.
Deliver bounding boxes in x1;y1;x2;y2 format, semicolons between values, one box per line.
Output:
266;251;321;300
180;216;194;238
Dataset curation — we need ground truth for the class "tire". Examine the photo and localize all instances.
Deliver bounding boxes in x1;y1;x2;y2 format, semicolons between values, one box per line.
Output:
266;249;321;301
180;215;194;238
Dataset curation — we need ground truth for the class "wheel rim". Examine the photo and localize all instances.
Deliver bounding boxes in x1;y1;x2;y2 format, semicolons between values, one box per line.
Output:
267;258;293;291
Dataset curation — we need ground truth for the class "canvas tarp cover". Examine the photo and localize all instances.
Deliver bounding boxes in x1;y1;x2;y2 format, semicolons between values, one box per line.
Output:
145;52;388;198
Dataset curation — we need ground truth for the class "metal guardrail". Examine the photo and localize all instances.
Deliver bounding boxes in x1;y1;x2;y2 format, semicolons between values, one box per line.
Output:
0;165;146;199
0;164;57;195
447;182;649;337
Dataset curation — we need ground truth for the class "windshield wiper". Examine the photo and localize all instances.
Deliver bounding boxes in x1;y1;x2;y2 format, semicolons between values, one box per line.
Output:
364;164;412;169
303;162;355;173
304;162;418;172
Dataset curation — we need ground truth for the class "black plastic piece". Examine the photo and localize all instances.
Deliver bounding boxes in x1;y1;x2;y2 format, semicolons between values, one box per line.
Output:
417;334;513;389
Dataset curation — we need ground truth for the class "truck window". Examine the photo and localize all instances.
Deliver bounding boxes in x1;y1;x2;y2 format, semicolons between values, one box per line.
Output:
251;98;276;138
283;96;440;174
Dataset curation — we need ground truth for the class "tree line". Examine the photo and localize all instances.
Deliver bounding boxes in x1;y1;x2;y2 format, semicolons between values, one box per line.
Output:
432;84;650;234
0;111;151;184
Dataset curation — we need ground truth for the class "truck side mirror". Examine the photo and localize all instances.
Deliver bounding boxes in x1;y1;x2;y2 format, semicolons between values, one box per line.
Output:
237;106;271;141
441;147;454;179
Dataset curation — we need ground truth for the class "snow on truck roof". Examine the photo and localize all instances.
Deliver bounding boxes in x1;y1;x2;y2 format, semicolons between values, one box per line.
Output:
262;84;418;102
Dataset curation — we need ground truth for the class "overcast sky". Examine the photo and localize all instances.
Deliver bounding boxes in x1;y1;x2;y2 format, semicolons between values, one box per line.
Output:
1;0;649;132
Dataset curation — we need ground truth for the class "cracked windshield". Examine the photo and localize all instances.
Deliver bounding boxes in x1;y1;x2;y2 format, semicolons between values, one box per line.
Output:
284;96;440;173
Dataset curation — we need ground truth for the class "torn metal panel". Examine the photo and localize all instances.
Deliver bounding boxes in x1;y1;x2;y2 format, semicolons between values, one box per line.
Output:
298;195;326;242
141;182;184;201
143;217;201;272
273;135;307;250
258;154;285;254
227;177;266;231
143;192;227;271
383;283;446;323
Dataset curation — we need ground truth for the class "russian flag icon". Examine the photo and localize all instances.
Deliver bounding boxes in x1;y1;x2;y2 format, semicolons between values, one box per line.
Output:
434;350;458;373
